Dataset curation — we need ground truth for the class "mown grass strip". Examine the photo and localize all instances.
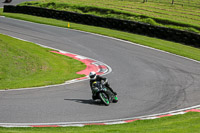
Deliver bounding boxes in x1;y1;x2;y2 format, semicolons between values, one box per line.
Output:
0;33;86;90
0;112;199;132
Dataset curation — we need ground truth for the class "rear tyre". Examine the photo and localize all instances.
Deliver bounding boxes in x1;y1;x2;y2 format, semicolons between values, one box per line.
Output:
99;92;110;106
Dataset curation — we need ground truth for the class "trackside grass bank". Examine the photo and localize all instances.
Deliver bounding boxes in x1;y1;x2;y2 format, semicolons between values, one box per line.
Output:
0;112;200;132
0;33;86;90
19;0;200;33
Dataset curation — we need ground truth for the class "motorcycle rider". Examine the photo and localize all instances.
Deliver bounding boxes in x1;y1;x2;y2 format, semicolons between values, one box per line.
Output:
89;71;117;100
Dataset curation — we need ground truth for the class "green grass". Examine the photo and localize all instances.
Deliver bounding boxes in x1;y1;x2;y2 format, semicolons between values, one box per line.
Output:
0;112;200;132
0;33;86;90
18;0;200;33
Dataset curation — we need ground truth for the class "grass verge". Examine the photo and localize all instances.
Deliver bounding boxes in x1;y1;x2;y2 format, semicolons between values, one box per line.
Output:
0;112;200;132
0;33;86;90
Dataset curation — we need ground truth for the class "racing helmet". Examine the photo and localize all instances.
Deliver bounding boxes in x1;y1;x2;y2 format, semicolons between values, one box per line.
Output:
89;71;97;80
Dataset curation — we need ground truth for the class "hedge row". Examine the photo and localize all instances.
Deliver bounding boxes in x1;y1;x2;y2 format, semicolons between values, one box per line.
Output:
3;5;200;47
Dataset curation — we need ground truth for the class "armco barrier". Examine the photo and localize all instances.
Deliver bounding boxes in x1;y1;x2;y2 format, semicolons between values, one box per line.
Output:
3;5;200;47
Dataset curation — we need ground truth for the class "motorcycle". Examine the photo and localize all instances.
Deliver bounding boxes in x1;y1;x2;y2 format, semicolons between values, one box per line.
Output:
92;81;118;106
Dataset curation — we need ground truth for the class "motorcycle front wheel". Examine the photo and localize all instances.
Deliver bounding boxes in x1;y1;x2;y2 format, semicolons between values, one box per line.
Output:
99;92;110;106
112;96;118;103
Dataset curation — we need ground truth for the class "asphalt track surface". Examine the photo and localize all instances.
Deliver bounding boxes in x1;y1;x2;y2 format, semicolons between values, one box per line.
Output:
1;17;200;124
0;0;33;8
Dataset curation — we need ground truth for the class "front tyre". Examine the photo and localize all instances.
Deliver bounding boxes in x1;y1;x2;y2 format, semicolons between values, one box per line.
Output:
112;96;118;103
99;92;110;106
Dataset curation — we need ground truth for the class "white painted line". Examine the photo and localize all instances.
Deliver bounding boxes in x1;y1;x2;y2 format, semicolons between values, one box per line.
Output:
60;124;85;127
141;117;158;120
1;125;30;128
104;121;126;125
171;112;186;115
59;50;68;54
75;55;87;60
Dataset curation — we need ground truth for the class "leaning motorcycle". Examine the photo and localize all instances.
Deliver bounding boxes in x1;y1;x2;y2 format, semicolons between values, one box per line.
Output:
92;81;118;106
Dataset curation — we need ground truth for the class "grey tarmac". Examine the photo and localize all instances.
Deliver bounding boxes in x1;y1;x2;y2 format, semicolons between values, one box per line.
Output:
0;16;200;124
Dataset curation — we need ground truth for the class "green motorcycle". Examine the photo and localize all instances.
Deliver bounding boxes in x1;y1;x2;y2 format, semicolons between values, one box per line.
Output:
92;81;118;106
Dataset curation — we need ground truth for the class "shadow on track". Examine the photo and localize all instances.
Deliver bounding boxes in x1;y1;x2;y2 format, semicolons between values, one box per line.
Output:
64;98;105;106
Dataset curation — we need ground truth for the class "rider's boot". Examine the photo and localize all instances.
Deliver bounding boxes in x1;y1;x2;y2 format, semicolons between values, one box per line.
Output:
92;94;97;100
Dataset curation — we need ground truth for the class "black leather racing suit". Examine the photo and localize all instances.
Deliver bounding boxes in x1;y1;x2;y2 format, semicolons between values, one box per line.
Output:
90;75;116;100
